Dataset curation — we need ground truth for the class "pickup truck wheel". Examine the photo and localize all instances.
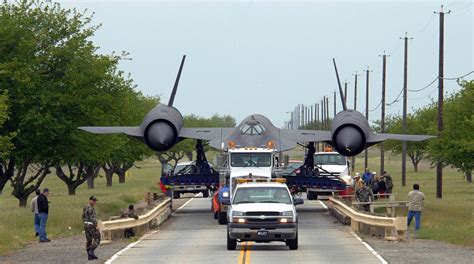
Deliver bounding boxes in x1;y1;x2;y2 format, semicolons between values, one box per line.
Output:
203;189;209;198
173;191;180;199
227;229;237;250
287;233;298;250
218;211;227;225
213;211;219;220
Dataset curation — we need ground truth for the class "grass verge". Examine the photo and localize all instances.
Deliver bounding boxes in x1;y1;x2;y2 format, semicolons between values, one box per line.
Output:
0;159;162;256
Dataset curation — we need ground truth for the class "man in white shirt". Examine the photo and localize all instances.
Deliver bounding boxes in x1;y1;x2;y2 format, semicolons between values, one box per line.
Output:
30;189;41;237
407;183;425;238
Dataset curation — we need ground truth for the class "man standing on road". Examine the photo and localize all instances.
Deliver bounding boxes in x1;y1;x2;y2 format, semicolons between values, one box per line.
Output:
407;184;425;238
30;189;41;237
83;196;100;260
37;188;50;242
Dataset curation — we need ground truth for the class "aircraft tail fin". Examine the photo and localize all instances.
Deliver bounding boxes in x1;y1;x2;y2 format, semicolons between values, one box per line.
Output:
168;55;186;107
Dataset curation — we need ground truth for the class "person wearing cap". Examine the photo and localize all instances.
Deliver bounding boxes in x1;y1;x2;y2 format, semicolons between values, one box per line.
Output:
362;168;373;186
83;196;100;260
37;188;50;242
353;173;364;192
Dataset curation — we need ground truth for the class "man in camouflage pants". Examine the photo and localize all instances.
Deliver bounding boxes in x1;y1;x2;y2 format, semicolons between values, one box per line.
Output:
83;196;100;260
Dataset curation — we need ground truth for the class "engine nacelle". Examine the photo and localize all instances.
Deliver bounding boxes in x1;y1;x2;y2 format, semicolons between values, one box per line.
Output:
140;105;184;152
330;110;370;157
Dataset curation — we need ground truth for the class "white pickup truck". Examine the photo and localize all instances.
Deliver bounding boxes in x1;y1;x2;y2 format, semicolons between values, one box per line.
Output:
225;180;304;250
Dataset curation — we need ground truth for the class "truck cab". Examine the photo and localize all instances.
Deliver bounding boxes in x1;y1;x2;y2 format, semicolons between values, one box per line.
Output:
226;179;303;250
306;151;351;200
213;147;277;224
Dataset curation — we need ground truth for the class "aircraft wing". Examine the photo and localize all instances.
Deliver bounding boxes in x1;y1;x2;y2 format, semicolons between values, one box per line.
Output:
79;126;143;137
367;133;436;143
280;129;332;143
179;127;234;141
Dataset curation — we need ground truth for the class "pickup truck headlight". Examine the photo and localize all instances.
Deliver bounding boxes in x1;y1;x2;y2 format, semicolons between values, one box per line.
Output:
232;211;244;217
222;191;229;198
281;211;293;217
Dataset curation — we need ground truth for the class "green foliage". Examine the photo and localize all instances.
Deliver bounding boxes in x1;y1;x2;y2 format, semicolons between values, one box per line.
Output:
0;91;14;159
428;80;474;179
383;106;435;171
156;114;236;166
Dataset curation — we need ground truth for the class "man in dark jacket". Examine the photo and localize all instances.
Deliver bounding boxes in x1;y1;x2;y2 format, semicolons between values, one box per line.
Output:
37;188;50;242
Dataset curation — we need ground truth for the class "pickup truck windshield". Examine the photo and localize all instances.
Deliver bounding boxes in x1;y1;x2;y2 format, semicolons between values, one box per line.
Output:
230;153;272;167
314;154;347;166
233;187;291;204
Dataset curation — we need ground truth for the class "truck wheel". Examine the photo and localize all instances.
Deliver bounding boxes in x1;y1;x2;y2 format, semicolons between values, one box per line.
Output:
214;211;219;220
227;229;237;250
287;233;298;250
203;189;209;198
173;191;180;199
307;192;317;200
218;211;227;225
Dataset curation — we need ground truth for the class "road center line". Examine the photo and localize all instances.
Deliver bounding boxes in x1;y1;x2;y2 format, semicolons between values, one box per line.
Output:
238;241;252;264
349;229;388;264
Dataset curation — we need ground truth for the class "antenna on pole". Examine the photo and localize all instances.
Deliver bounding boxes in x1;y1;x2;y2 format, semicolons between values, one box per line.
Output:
168;55;186;107
332;58;347;111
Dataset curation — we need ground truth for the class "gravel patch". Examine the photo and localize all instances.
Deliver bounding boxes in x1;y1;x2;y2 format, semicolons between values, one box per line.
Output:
364;235;474;264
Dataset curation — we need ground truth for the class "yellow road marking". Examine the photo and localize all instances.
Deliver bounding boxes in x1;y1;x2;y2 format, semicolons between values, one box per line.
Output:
238;241;253;264
245;241;252;264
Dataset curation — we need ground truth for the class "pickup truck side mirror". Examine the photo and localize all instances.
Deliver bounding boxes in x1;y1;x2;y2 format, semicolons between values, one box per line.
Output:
293;198;304;205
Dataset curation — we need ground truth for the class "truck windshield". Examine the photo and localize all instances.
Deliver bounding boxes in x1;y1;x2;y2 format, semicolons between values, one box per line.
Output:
314;154;346;166
233;187;291;204
230;153;272;167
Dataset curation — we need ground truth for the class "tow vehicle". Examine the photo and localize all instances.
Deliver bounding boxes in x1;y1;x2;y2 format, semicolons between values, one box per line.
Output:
225;178;303;250
212;146;276;224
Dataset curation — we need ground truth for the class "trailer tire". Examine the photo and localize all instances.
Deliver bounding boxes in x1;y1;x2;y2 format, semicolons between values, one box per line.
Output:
218;211;227;225
173;191;180;199
203;189;209;198
307;191;317;200
214;211;219;220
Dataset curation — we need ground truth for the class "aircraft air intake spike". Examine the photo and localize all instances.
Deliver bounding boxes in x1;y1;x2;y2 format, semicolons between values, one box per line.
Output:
168;55;186;107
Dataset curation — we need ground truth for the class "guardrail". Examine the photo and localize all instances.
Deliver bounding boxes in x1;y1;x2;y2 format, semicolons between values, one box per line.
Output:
98;197;172;243
329;196;407;241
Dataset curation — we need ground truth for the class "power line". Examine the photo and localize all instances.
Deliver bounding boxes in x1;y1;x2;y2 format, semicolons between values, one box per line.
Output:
408;77;438;92
442;70;474;80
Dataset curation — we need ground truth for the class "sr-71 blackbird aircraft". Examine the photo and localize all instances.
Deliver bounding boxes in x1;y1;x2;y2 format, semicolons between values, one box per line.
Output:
79;55;434;156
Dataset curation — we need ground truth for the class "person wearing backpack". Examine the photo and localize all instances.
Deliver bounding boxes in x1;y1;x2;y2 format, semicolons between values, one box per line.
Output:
382;171;394;194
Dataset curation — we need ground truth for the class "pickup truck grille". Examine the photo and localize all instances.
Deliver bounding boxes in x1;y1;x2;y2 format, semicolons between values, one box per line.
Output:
245;212;280;216
246;219;280;224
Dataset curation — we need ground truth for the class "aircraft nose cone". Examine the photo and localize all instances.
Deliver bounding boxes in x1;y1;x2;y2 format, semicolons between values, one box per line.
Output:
334;126;364;156
145;122;176;151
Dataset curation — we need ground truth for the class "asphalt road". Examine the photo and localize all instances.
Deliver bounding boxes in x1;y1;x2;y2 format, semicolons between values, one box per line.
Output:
109;197;383;264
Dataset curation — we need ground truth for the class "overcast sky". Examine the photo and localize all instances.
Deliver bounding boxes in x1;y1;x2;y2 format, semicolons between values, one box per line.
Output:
58;0;473;127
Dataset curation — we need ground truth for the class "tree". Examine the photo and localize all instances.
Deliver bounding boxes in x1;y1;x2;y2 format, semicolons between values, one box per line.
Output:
0;91;15;195
428;80;473;182
384;108;436;172
0;0;126;203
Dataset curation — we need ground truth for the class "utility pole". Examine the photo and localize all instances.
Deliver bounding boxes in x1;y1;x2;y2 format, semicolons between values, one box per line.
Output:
400;33;413;187
344;81;348;106
379;52;389;176
351;72;360;173
435;6;450;199
301;104;304;128
321;98;325;130
364;67;372;170
325;96;329;129
333;91;337;117
315;103;319;151
353;72;360;111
